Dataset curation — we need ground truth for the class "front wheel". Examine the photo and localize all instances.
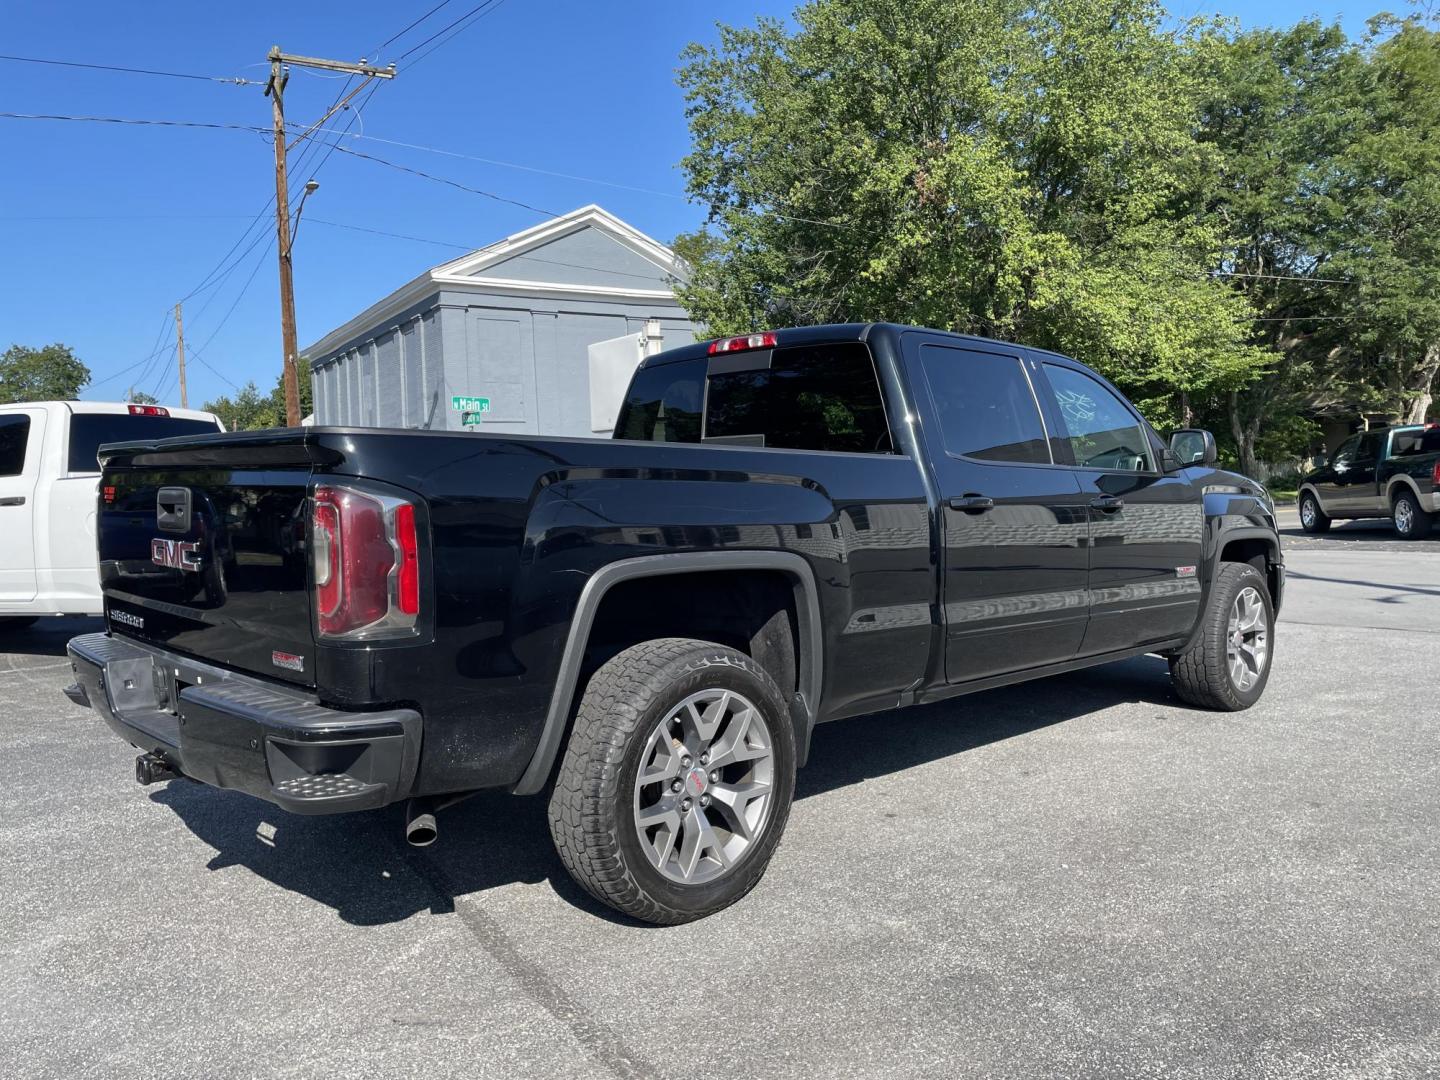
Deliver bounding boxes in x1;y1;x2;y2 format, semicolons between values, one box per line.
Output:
1298;491;1330;533
1392;489;1433;540
548;638;796;924
1168;562;1274;711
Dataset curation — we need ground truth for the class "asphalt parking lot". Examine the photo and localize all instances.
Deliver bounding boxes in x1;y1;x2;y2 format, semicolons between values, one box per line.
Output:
3;524;1438;1079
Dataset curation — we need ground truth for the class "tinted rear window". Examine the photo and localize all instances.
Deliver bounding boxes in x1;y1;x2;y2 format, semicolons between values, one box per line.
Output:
704;343;892;453
615;358;706;443
67;414;220;472
0;414;31;477
1392;428;1440;456
615;343;893;454
919;345;1050;464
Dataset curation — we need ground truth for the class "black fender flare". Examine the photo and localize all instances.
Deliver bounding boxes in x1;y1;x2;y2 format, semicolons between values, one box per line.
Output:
510;550;825;795
1203;523;1284;620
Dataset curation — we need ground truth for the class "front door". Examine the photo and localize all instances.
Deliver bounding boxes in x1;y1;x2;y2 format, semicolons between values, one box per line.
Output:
1031;362;1204;655
0;410;45;604
906;338;1091;684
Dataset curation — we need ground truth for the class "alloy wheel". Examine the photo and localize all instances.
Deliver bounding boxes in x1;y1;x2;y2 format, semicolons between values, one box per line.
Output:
1226;586;1269;692
1300;498;1316;528
632;688;775;885
1395;498;1414;535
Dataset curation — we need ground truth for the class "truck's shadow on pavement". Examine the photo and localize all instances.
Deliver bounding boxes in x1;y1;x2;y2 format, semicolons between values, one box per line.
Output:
150;654;1177;926
0;617;102;657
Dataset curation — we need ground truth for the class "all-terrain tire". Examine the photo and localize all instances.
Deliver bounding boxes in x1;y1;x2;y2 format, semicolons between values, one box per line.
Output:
1298;491;1331;533
548;638;796;925
1392;488;1433;541
1168;562;1274;711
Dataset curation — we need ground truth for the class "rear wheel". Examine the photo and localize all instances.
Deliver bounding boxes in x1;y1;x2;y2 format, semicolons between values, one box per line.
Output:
1392;489;1433;540
548;638;796;924
1169;562;1274;711
1298;491;1330;533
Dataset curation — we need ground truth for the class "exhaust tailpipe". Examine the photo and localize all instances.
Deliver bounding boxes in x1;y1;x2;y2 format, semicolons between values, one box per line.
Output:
405;798;438;847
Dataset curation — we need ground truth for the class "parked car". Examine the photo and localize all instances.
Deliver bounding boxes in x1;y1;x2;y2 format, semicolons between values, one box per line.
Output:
0;402;224;625
64;325;1283;923
1298;424;1440;539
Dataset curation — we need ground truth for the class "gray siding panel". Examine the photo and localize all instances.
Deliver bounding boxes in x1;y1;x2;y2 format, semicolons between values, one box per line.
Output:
376;331;401;428
306;225;700;436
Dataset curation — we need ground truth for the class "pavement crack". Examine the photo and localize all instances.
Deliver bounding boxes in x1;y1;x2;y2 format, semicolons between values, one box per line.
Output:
401;848;664;1080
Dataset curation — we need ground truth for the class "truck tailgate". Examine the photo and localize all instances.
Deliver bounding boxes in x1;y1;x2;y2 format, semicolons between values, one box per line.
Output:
97;433;326;688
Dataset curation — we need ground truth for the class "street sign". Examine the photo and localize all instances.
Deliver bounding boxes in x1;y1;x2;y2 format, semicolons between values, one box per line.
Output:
460;411;485;426
451;395;490;413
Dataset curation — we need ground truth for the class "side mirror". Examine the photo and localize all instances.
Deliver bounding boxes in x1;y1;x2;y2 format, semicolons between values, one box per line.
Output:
1312;452;1328;469
1169;428;1217;467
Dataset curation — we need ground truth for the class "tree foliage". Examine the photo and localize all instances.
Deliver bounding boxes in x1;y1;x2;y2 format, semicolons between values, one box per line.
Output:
676;0;1270;427
202;364;312;431
677;1;1440;469
0;343;91;403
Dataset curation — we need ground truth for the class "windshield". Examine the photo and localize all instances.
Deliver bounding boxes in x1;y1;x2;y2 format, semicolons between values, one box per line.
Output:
67;413;221;473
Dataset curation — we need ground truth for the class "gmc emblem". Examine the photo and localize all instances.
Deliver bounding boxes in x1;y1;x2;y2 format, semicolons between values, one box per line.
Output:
151;538;202;573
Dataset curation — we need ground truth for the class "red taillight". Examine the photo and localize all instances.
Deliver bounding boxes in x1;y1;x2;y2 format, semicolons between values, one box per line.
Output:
127;404;169;416
1433;460;1440;487
707;332;777;355
395;503;419;616
311;485;420;640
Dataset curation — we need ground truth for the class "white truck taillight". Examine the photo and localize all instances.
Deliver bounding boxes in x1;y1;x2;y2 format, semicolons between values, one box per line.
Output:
311;484;421;640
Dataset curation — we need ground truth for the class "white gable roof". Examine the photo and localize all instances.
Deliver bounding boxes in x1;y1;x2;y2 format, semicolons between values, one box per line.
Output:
304;205;688;361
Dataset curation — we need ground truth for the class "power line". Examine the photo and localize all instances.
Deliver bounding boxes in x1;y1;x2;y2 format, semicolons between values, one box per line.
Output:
0;53;259;85
375;0;458;56
323;141;560;216
309;126;688;199
89;311;174;389
396;0;505;61
308;217;471;249
1215;271;1355;284
0;111;268;134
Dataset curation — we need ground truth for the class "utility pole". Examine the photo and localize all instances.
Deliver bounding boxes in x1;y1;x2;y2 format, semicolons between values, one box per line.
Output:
264;46;393;426
174;301;188;408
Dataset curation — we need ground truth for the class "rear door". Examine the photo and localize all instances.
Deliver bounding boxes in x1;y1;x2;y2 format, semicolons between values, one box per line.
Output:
1320;432;1385;514
905;337;1091;684
99;438;317;686
1032;360;1204;655
0;409;45;603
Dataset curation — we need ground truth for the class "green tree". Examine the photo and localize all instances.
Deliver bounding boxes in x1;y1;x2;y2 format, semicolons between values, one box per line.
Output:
203;381;277;431
0;343;91;402
1193;20;1365;475
676;0;1269;428
201;363;312;430
1334;14;1440;424
128;391;159;405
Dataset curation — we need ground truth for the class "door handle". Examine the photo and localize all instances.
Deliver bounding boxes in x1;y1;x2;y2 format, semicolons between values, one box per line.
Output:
949;495;995;514
0;496;24;507
1090;495;1124;513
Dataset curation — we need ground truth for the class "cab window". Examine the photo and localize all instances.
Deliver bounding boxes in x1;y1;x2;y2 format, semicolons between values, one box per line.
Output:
1041;365;1154;472
0;414;31;477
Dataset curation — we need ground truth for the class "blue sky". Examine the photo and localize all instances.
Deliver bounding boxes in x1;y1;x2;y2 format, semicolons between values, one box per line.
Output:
0;0;1380;408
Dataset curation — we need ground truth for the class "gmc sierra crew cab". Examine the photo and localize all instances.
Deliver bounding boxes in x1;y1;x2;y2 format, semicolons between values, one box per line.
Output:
65;324;1283;924
1298;424;1440;539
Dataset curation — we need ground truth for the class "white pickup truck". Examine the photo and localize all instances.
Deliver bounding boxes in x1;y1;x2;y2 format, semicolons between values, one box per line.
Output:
0;401;223;624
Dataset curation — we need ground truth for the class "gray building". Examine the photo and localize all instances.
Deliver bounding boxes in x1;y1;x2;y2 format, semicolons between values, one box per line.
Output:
304;205;699;436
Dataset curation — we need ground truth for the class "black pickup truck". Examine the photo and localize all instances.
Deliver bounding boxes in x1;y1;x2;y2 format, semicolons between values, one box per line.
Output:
65;324;1283;923
1298;424;1440;539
